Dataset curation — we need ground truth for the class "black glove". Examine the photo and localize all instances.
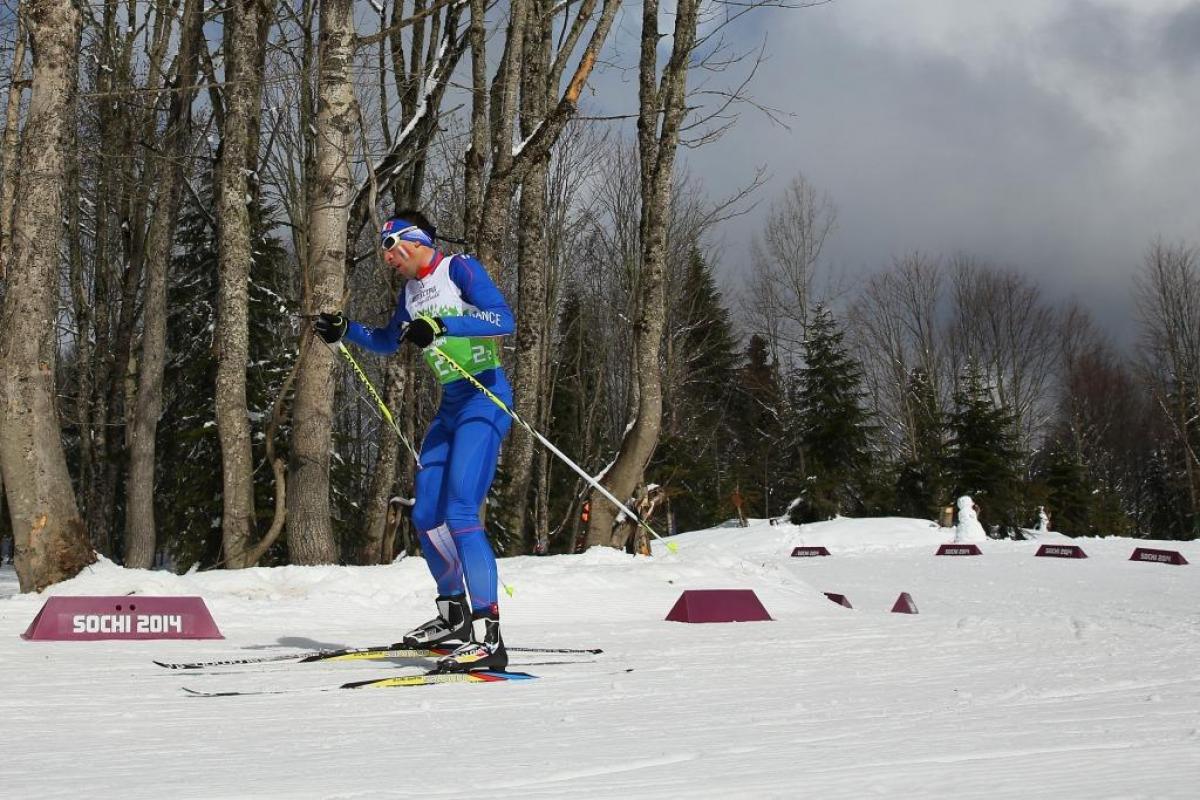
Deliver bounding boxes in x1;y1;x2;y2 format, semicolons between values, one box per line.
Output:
402;316;447;348
313;311;348;344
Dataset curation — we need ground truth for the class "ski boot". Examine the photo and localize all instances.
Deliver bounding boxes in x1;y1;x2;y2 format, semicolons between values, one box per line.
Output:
393;593;471;648
434;610;508;673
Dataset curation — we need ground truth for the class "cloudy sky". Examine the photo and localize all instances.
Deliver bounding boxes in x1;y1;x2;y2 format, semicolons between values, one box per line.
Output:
674;0;1200;346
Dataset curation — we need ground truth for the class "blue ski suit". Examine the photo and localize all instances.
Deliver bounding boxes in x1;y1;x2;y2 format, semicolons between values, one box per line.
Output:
344;252;513;615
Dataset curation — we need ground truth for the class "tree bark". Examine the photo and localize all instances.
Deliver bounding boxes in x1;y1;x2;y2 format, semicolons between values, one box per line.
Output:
80;1;121;555
215;0;269;568
124;0;204;569
0;0;95;592
586;0;697;548
0;9;27;279
462;0;490;240
496;0;552;554
286;0;356;566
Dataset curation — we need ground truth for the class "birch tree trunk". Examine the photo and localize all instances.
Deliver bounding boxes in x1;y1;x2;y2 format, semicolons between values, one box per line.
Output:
0;9;27;278
0;0;95;592
124;0;204;569
497;0;551;554
216;0;269;568
462;0;490;240
586;0;697;548
286;0;355;566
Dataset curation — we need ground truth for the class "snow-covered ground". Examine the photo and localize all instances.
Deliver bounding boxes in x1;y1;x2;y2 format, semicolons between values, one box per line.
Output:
2;518;1198;798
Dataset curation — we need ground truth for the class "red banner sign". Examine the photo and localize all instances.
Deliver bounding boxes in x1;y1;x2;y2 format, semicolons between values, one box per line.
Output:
21;596;223;640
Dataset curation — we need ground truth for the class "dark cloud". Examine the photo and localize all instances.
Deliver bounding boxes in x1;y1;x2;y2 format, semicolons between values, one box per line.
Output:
1162;2;1200;73
673;3;1200;347
1045;1;1146;78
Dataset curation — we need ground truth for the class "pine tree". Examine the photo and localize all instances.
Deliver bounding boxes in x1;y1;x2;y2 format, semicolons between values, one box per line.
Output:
651;247;741;533
728;335;786;518
788;305;876;523
1036;436;1093;535
1031;435;1132;538
1138;442;1199;541
946;362;1025;537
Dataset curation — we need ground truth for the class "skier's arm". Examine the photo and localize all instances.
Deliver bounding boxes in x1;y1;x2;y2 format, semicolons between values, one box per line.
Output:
440;256;515;338
345;292;411;354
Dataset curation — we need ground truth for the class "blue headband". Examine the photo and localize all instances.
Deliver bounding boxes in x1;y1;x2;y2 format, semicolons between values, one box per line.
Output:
381;218;434;248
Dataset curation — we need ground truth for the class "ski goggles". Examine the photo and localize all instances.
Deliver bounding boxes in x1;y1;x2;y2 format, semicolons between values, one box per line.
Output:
380;221;433;251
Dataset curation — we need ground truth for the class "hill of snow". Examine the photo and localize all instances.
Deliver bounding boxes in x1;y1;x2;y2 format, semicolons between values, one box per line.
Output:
1;517;1197;798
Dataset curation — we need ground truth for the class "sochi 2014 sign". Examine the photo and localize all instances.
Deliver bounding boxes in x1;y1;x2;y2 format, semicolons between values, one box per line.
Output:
21;596;223;641
1129;548;1189;566
1035;544;1088;559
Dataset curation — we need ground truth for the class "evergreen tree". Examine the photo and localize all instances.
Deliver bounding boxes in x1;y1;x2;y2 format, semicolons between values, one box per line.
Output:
728;335;786;518
788;305;876;523
1138;443;1199;541
946;362;1025;537
1035;436;1093;535
650;247;741;533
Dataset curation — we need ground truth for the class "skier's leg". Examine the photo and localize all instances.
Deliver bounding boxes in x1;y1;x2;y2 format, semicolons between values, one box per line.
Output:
436;395;512;671
443;397;512;614
399;417;470;646
411;417;460;594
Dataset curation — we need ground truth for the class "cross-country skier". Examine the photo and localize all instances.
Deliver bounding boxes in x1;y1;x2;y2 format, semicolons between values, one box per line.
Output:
313;210;513;672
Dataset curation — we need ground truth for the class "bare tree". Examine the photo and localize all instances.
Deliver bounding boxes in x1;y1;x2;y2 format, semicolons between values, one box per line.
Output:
586;0;699;548
467;0;622;266
946;257;1059;450
78;0;143;556
0;0;94;592
495;0;553;554
1055;304;1142;480
1135;240;1200;522
215;0;271;568
851;253;946;460
124;0;205;568
345;0;468;245
0;6;26;277
742;173;837;369
285;0;356;566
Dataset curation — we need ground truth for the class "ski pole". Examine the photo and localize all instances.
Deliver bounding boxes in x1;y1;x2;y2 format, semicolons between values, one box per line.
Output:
298;313;423;468
334;342;423;468
426;339;676;553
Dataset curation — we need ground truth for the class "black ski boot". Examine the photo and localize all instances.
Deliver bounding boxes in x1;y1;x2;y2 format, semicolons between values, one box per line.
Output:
435;610;508;673
394;593;471;648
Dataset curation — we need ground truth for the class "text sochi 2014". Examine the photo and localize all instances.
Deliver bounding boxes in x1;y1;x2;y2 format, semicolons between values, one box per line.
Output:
71;614;183;634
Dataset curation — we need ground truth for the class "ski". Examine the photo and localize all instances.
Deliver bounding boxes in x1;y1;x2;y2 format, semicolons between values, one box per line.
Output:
182;670;537;697
155;643;602;671
155;645;453;670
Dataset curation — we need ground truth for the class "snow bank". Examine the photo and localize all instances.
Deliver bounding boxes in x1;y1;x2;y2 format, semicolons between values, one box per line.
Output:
1;517;1198;799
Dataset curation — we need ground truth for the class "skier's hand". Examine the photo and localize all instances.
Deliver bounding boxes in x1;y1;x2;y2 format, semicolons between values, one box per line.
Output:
313;311;348;344
401;316;446;349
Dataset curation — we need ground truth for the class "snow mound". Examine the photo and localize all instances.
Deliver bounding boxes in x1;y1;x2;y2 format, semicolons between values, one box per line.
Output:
656;515;950;558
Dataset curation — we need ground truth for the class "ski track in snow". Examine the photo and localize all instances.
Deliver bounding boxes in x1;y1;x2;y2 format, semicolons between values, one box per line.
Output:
1;518;1198;798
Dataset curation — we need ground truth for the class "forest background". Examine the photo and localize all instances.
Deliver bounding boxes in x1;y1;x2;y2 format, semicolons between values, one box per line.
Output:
0;0;1196;593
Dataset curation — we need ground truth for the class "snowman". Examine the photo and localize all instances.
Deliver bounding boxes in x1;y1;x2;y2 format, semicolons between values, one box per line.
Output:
954;495;987;543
